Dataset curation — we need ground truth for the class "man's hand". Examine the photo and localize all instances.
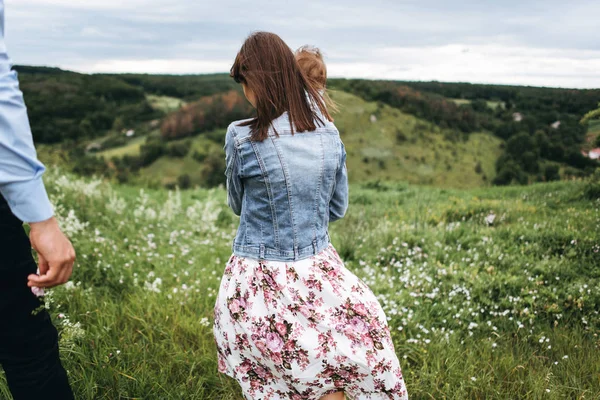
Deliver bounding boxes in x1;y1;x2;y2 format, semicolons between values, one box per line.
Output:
27;217;76;288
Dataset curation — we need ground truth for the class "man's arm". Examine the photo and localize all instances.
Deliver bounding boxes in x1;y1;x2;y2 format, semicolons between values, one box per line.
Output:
0;68;54;222
0;29;75;288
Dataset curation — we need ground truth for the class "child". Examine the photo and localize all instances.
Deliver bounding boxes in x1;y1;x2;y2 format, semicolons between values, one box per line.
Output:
295;45;338;112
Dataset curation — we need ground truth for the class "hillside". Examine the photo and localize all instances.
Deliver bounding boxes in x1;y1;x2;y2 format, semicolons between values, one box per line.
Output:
84;90;503;188
330;79;600;184
331;91;503;187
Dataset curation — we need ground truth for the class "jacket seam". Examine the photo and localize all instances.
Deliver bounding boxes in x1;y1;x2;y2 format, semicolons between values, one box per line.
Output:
250;140;280;249
327;140;342;220
312;134;325;244
229;125;246;235
271;136;298;251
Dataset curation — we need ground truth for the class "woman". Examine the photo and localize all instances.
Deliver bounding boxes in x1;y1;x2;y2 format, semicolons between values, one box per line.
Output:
214;32;408;400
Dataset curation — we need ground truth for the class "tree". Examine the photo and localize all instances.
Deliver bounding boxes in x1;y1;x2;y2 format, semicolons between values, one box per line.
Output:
506;132;535;159
202;153;226;187
177;174;192;189
543;164;560;181
493;159;527;185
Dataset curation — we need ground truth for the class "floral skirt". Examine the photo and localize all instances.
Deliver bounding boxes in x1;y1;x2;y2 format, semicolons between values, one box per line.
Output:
213;244;408;399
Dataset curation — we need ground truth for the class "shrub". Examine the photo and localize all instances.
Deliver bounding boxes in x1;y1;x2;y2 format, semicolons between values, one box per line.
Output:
192;151;207;162
167;141;190;158
177;174;192;189
520;151;539;173
102;135;128;150
395;129;407;143
140;140;166;166
201;153;226;188
583;169;600;200
493;159;527;185
543;163;561;182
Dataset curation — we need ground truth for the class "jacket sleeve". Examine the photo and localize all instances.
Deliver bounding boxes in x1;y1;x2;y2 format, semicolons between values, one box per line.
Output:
0;59;53;223
224;124;244;216
329;141;348;222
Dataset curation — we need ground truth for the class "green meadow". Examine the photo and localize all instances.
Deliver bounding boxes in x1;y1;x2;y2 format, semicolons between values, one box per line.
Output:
1;170;598;399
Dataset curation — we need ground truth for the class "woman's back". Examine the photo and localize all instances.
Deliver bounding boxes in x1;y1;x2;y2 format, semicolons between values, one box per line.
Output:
224;111;348;262
216;31;407;400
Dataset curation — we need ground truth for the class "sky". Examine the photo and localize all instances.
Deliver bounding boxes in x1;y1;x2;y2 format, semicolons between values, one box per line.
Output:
4;0;600;88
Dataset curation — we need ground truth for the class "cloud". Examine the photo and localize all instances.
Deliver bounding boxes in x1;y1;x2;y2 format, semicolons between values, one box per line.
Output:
72;58;232;74
329;44;600;88
4;0;600;88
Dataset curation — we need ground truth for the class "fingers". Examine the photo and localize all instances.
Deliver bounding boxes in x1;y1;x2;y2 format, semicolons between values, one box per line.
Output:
28;263;60;288
28;253;50;287
28;251;76;288
38;253;50;275
27;220;77;289
57;259;74;285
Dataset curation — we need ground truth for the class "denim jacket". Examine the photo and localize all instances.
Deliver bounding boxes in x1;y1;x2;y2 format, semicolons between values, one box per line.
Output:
224;112;348;262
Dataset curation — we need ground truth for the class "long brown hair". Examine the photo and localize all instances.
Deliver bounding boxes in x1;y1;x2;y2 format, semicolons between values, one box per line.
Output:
230;31;332;141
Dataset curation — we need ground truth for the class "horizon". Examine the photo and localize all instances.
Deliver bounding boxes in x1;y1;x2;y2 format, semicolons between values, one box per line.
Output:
16;63;600;92
5;0;600;89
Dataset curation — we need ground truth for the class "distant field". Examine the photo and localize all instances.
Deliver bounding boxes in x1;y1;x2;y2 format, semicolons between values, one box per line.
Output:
450;98;504;110
147;94;186;113
589;119;600;135
98;135;147;159
585;119;600;147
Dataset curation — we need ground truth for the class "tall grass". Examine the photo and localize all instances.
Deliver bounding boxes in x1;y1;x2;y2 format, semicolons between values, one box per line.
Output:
1;173;598;399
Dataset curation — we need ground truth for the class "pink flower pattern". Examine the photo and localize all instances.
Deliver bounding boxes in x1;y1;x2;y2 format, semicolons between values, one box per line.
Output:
214;244;408;399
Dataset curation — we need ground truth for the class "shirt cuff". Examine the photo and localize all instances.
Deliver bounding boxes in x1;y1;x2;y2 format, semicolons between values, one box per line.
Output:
1;177;54;223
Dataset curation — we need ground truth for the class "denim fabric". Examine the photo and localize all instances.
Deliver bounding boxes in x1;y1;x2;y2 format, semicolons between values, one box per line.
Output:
224;112;348;262
0;195;73;400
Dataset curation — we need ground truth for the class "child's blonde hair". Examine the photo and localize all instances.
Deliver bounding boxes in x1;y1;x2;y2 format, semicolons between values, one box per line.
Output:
295;45;338;113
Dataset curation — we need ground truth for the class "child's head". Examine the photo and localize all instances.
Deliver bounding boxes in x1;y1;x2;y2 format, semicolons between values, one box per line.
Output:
295;45;337;113
295;45;327;91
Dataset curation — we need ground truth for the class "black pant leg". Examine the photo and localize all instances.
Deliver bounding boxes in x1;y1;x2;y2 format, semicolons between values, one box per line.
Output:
0;196;74;400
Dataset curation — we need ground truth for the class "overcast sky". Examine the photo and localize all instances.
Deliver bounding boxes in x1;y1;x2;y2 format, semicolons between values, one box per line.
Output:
4;0;600;88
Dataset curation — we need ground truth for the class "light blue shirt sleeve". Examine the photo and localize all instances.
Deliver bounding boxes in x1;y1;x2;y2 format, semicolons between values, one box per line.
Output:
0;2;54;223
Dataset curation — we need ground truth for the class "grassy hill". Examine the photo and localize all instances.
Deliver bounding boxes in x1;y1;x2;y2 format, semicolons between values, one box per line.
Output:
89;90;503;188
1;170;597;399
331;90;503;187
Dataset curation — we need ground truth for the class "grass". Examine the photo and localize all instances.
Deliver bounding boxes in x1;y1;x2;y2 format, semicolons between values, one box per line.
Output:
588;119;600;134
588;119;600;140
98;135;148;159
1;171;598;399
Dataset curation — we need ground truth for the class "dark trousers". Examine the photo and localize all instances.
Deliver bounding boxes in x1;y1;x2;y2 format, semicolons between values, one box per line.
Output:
0;196;74;400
